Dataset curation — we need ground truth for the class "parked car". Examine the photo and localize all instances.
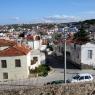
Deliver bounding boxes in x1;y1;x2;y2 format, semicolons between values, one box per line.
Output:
67;73;93;83
45;80;64;85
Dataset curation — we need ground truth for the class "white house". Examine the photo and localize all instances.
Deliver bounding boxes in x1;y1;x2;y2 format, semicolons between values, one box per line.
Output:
26;34;48;51
26;35;41;50
0;44;31;81
53;38;95;68
40;39;48;51
0;39;46;81
70;42;95;68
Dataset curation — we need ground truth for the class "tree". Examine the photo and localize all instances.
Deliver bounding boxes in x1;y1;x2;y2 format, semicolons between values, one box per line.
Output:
52;33;62;40
73;28;90;42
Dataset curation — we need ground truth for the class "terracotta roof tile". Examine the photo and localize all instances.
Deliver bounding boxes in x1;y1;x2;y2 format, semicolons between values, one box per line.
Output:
0;39;16;47
0;44;31;57
26;35;34;41
26;35;40;41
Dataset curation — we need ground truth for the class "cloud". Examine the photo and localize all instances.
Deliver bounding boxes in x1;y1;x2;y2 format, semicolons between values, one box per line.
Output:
41;13;95;23
31;15;81;23
41;15;81;23
9;17;20;21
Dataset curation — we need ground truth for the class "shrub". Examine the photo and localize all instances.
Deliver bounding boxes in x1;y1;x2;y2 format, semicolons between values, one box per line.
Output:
38;71;48;77
30;64;50;77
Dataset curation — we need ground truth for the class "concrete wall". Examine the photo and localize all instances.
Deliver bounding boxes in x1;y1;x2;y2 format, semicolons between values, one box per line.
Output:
81;43;95;66
53;44;63;56
40;45;47;51
70;43;95;68
27;41;34;49
34;40;40;49
27;40;41;50
70;43;81;65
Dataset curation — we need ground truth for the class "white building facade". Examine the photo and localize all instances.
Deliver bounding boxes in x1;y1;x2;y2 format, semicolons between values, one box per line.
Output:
70;42;95;68
0;42;46;81
26;35;48;51
0;54;31;81
0;45;31;81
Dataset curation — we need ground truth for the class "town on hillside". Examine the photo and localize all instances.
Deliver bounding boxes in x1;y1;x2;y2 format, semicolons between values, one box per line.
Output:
0;19;95;87
1;0;95;94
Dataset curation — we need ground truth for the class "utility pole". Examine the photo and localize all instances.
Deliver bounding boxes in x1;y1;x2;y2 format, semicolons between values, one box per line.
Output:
64;27;67;83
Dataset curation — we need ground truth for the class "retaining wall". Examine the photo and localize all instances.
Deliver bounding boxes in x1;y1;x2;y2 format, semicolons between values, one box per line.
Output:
0;82;95;95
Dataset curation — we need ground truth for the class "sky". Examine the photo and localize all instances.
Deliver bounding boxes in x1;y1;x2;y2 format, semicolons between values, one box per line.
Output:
0;0;95;24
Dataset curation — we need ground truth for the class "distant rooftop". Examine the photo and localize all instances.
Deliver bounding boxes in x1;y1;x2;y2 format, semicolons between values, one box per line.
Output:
0;39;16;47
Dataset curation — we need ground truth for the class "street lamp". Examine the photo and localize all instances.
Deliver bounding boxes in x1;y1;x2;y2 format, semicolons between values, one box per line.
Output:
63;26;68;83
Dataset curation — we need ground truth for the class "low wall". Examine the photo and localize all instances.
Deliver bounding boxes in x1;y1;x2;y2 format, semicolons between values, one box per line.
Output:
0;82;95;95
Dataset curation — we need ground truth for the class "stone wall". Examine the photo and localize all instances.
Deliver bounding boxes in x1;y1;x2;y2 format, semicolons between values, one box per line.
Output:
0;82;95;95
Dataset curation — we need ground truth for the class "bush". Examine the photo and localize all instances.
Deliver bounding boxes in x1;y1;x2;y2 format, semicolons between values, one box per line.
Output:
37;64;50;76
38;64;50;71
38;71;48;77
30;64;50;77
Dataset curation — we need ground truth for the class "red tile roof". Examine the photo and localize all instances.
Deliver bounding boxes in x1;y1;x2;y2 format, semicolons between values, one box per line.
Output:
26;35;40;41
26;35;34;41
0;39;16;47
53;36;88;45
0;44;31;57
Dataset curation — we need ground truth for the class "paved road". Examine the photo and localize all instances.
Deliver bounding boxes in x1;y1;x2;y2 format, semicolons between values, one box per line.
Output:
46;55;95;80
46;54;80;69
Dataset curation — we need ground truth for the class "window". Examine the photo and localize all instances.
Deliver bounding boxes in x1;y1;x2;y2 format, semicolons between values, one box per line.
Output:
73;75;80;80
33;57;38;61
88;50;93;59
85;76;89;79
79;76;84;80
15;59;21;67
1;60;7;68
31;57;38;65
3;73;8;79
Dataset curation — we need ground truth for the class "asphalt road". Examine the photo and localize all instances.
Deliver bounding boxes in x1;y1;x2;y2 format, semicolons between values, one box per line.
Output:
46;55;78;69
45;55;95;81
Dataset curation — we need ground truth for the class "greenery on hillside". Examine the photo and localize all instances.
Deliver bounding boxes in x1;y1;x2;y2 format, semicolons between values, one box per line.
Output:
83;19;95;25
52;32;62;40
73;28;90;42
